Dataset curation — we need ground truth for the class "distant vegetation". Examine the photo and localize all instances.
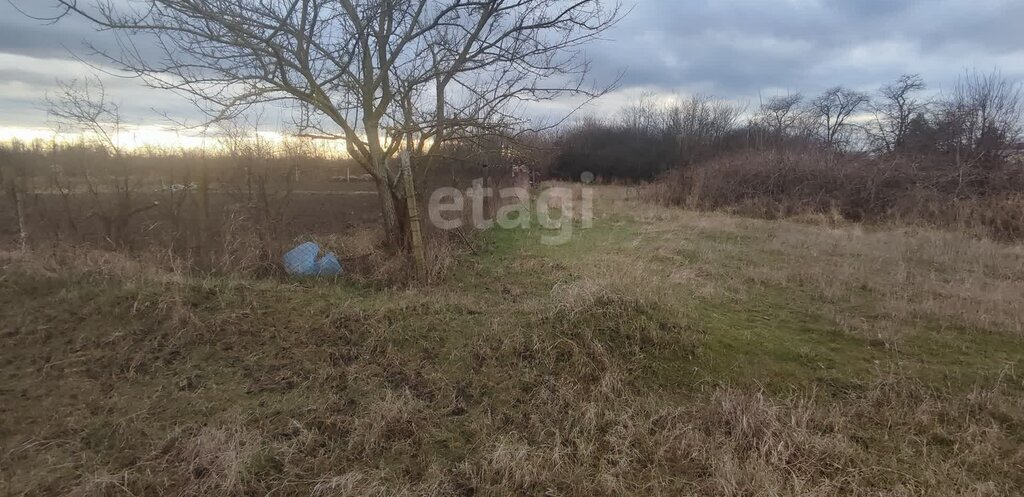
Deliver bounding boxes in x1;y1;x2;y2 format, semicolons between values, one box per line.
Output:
0;135;518;281
552;70;1024;240
3;69;1022;279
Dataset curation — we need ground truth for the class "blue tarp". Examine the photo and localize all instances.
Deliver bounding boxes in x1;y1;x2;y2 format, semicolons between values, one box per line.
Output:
283;242;343;277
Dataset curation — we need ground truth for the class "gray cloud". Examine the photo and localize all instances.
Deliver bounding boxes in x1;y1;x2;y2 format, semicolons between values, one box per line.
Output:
597;0;1023;99
0;3;114;59
1;0;1022;129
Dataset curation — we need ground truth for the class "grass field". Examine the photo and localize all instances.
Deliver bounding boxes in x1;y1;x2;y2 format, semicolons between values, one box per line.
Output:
2;185;1023;496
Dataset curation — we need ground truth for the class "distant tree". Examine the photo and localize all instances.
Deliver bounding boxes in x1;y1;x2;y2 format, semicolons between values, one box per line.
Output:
46;77;160;248
868;74;928;154
47;77;124;157
667;94;744;164
935;70;1023;165
809;86;870;149
756;93;805;139
901;112;939;156
554;112;678;181
553;92;745;180
618;92;667;137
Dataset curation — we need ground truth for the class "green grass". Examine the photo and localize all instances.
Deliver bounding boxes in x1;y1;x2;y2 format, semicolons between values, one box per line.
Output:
470;212;1024;395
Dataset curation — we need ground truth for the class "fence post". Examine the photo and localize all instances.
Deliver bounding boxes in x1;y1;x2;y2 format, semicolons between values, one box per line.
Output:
14;188;27;253
400;151;427;279
2;164;28;253
197;159;210;267
482;163;493;220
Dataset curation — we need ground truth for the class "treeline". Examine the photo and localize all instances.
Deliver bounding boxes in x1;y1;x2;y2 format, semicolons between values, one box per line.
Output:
553;94;747;180
553;70;1024;240
553;70;1023;182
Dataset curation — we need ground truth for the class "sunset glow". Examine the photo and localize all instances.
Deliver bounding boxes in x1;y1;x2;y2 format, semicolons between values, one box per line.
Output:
0;125;351;155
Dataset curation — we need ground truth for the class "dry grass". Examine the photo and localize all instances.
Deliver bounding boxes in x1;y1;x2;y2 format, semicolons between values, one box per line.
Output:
1;185;1023;496
603;186;1024;341
178;426;262;494
765;224;1024;338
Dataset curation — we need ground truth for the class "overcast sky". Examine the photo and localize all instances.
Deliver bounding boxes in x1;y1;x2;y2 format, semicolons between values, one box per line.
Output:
1;0;1022;143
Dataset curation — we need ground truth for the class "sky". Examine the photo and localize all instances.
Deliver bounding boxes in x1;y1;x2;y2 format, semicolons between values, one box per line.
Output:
1;0;1022;148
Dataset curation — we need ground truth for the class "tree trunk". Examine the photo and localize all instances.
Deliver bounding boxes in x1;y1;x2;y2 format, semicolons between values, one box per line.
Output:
374;175;402;248
364;122;403;249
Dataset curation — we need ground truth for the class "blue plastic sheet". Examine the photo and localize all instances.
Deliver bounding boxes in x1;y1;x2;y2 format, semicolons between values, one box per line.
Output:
317;252;342;276
283;242;343;277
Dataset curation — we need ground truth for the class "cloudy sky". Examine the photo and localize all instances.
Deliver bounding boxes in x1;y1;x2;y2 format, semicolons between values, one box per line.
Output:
1;0;1022;146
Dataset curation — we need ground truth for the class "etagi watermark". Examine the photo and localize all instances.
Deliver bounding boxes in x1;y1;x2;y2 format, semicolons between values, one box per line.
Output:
427;174;595;246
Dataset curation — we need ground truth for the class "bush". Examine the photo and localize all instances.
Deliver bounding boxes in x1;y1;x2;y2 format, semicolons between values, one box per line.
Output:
655;148;1024;241
553;125;679;181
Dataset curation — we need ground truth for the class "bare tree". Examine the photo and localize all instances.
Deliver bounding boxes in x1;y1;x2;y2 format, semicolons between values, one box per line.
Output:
937;70;1023;164
756;93;805;138
618;92;666;137
47;77;159;247
809;86;870;149
667;94;744;164
38;0;623;251
930;70;1024;197
47;77;124;158
868;74;927;154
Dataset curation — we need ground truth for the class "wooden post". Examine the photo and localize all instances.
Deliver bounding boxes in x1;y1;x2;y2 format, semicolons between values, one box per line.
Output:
245;165;253;204
14;189;27;253
2;165;28;253
197;160;210;267
400;151;427;279
482;163;493;220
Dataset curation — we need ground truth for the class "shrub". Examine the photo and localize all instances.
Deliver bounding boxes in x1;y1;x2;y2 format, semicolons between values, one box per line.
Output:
655;148;1024;241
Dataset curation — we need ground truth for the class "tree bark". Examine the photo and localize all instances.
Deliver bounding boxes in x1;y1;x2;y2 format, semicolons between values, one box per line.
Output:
374;174;402;248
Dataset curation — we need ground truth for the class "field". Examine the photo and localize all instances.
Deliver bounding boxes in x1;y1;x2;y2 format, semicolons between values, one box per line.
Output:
6;179;382;243
1;155;516;268
2;184;1023;496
